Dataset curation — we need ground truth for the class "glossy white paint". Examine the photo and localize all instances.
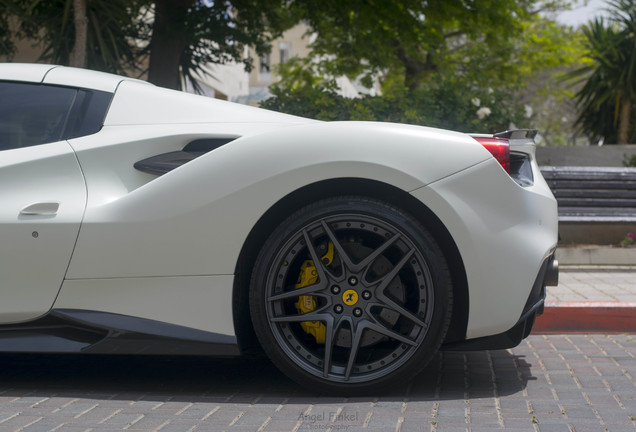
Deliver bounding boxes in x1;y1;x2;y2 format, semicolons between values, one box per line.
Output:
1;63;148;91
0;142;86;323
66;120;489;279
0;63;55;83
104;80;309;126
43;66;132;93
56;275;235;336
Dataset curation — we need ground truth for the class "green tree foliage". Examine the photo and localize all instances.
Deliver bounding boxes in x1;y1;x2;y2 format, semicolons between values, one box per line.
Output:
261;62;525;133
264;1;582;133
147;0;295;90
516;18;587;145
623;153;636;167
289;0;574;91
1;0;146;73
293;0;525;91
570;0;636;144
0;10;14;58
1;0;295;89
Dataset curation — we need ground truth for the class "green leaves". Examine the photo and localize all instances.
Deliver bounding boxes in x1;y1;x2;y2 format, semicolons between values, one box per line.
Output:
570;1;636;144
4;0;146;74
292;0;551;92
262;74;526;133
172;0;296;90
3;0;295;90
264;1;585;136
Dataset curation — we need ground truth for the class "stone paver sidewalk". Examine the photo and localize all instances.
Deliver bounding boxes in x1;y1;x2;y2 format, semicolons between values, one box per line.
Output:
535;266;636;334
547;266;636;303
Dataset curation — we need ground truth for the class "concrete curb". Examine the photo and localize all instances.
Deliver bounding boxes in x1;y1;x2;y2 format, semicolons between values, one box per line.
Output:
532;301;636;334
556;246;636;266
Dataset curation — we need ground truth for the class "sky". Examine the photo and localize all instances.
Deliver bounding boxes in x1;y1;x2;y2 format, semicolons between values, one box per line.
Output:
556;0;610;27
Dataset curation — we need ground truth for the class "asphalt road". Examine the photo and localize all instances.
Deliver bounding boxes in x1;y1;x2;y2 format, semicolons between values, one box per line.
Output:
0;334;634;431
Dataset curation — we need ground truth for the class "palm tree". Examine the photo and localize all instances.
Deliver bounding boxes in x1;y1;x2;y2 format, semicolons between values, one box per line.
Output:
1;0;146;75
571;0;636;144
1;0;295;91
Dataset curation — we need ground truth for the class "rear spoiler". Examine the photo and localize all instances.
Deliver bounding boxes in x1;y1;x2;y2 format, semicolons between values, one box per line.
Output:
494;129;538;140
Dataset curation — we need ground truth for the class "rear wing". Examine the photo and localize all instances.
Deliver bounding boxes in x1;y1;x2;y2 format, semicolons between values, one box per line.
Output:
495;129;538;157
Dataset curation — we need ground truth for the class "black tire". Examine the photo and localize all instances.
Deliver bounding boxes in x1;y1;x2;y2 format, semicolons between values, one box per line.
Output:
249;196;453;393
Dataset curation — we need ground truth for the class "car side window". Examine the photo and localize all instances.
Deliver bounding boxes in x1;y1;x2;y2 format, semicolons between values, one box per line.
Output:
0;81;113;151
0;81;76;151
64;88;113;140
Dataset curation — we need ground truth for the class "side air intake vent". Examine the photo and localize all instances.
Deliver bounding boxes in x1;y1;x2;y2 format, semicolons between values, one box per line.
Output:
134;137;237;175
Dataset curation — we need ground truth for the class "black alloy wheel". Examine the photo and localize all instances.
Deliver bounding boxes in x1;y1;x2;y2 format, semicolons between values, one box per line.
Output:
249;196;453;393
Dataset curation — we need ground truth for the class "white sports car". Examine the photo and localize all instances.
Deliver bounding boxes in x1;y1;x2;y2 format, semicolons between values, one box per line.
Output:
0;63;558;392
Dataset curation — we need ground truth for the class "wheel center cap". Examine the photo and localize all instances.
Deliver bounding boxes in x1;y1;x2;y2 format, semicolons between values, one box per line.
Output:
342;289;359;306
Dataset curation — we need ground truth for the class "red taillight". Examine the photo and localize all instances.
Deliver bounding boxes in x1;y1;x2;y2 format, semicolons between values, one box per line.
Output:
473;136;510;173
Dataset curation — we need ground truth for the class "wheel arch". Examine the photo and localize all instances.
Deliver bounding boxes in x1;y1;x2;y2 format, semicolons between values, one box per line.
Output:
232;177;469;355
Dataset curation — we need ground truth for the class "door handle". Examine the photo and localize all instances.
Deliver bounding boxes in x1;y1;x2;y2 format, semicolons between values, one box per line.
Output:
20;202;60;216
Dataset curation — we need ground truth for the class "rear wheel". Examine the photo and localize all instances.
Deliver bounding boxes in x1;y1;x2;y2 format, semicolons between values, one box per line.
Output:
249;196;452;392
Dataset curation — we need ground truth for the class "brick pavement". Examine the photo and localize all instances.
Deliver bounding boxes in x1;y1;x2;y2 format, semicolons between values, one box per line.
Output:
0;334;634;431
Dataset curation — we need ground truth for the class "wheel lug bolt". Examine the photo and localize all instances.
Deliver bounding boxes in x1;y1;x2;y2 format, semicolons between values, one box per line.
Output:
331;285;341;294
353;308;362;317
362;291;371;300
349;277;358;286
334;305;344;314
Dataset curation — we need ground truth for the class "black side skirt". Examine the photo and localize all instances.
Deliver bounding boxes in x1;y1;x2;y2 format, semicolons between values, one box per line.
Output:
0;309;240;356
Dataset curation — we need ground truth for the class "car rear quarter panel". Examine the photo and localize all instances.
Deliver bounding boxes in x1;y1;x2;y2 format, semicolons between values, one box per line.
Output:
412;158;558;338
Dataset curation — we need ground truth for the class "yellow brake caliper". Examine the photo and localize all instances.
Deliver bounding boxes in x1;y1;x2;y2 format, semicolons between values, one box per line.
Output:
294;242;334;344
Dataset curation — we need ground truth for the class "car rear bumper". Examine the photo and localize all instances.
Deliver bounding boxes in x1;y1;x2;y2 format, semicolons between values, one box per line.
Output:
441;253;558;351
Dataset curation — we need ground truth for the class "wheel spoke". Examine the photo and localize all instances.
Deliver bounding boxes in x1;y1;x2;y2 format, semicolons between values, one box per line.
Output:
375;294;427;328
268;283;326;302
322;315;347;377
374;248;414;293
320;220;356;270
302;228;329;280
355;234;400;273
270;309;329;323
344;321;365;381
302;228;344;283
363;321;418;346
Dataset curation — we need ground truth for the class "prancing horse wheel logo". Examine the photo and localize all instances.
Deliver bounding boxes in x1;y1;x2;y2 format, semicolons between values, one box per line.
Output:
342;289;359;306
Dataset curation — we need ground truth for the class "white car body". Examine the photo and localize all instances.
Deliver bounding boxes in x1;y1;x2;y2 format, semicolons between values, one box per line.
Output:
0;63;558;390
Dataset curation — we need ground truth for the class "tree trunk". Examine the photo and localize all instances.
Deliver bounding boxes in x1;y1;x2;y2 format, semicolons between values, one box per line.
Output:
69;0;88;68
394;42;436;92
148;0;194;89
618;97;632;144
